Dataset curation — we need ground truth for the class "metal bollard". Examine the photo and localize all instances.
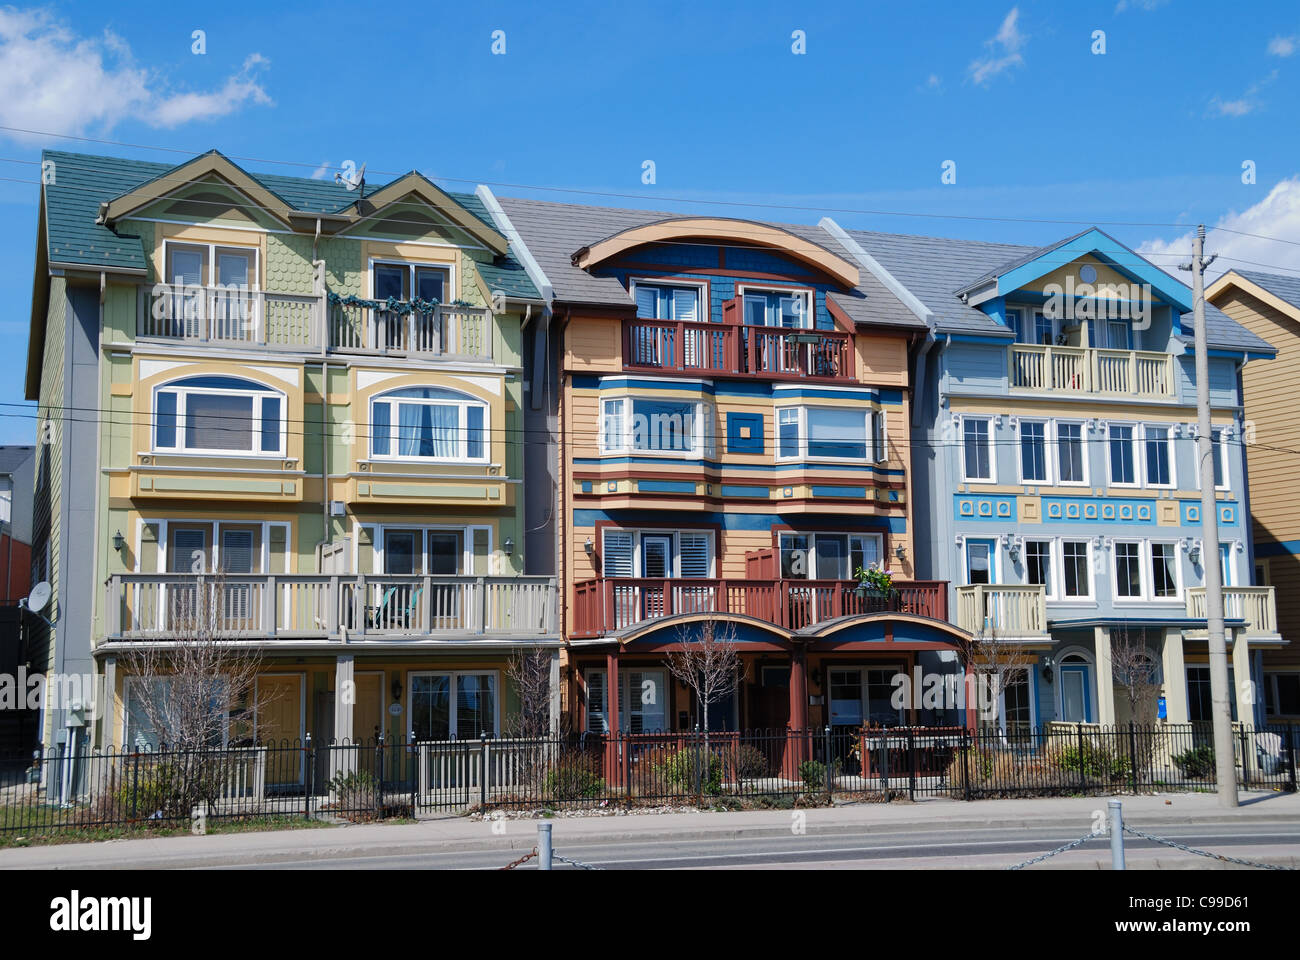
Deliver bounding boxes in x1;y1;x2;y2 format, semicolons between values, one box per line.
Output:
1108;799;1125;870
537;821;553;871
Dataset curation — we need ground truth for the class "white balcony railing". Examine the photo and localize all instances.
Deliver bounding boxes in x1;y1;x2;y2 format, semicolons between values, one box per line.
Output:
138;284;322;350
956;584;1049;639
106;574;557;640
1010;344;1175;399
328;300;492;360
1185;586;1278;636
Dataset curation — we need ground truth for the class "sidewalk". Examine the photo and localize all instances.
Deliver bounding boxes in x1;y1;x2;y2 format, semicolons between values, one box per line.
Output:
1;789;1294;869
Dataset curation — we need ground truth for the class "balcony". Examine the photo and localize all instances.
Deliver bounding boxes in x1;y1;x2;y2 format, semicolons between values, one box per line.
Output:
136;285;494;361
623;319;853;381
955;584;1050;641
571;577;947;638
106;574;557;641
1009;344;1175;399
1185;586;1280;638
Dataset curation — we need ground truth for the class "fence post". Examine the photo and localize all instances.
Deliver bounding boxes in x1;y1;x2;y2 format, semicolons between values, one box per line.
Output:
1128;721;1139;795
1290;723;1298;794
623;732;632;808
823;726;833;802
304;733;314;821
130;749;140;821
376;735;385;820
961;727;972;802
538;821;553;870
480;732;489;811
907;729;917;801
1240;725;1251;790
1108;799;1125;870
409;730;417;818
693;726;702;798
1076;723;1086;793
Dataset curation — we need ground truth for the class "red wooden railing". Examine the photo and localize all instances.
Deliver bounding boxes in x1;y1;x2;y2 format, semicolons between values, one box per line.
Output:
570;577;948;637
623;319;853;381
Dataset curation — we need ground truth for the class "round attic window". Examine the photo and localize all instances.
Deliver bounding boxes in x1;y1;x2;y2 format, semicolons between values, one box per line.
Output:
1079;264;1098;284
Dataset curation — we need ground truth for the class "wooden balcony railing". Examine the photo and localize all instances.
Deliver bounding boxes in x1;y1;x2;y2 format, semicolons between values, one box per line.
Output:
571;577;947;638
1185;586;1279;636
623;319;853;381
138;284;321;350
328;300;491;359
955;584;1049;639
106;574;557;641
1010;344;1175;399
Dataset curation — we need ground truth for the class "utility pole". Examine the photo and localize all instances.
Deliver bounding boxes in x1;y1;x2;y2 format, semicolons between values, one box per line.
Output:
1187;224;1237;807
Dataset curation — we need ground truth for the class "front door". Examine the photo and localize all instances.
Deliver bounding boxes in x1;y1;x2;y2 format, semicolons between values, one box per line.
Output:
1060;665;1091;722
258;674;304;788
750;664;791;730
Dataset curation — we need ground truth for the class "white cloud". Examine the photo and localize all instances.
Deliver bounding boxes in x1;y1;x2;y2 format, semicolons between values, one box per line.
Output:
1115;0;1169;12
1138;177;1300;281
918;73;943;93
968;8;1027;86
1268;35;1297;57
310;161;331;180
0;8;271;143
1206;70;1278;118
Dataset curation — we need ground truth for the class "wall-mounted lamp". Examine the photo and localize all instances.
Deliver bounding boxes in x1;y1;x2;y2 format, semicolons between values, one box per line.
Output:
391;678;403;702
893;543;906;562
503;537;514;557
1042;657;1055;684
1184;537;1201;566
112;529;125;553
584;537;594;554
809;667;823;690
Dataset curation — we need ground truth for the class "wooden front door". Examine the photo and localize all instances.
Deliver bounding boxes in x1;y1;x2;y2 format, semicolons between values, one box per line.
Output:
259;674;304;787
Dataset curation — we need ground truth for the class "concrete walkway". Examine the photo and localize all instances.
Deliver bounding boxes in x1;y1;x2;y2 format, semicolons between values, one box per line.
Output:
1;789;1295;869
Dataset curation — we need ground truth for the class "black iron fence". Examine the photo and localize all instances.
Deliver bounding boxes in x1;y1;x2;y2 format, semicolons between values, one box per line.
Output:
2;723;1295;839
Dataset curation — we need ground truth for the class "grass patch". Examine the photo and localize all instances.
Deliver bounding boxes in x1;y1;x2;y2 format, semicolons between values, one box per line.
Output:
0;814;335;849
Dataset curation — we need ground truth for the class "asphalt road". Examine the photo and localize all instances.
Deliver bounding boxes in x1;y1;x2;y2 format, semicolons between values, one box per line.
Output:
207;822;1300;870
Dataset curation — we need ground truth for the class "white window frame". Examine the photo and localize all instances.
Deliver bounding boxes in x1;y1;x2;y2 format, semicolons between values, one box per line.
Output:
406;670;500;741
356;522;495;576
964;538;997;586
736;283;814;329
368;390;489;464
1147;540;1184;603
1021;537;1056;601
368;258;456;303
1053;419;1090;487
584;667;670;734
152;378;286;458
1017;418;1052;484
1056;538;1095;602
162;239;261;291
598;395;714;459
1106;421;1139;488
1140;422;1176;489
600;528;716;579
961;415;996;483
779;531;884;580
139;518;292;575
1111;539;1148;602
629;278;709;323
774;405;880;464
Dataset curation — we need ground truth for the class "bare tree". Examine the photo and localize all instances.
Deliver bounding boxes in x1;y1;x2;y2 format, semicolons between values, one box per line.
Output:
1110;628;1161;725
665;619;741;740
504;647;555;741
952;622;1034;736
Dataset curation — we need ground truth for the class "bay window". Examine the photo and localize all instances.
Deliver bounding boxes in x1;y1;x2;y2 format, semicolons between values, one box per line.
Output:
776;406;885;462
600;396;713;457
153;376;284;456
370;387;487;462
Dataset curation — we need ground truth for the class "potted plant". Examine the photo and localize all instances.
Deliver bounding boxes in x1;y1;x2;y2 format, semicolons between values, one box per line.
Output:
854;563;895;598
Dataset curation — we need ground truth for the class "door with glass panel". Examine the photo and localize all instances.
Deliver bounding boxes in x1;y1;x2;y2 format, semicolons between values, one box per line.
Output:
165;526;209;629
211;248;254;341
218;526;259;630
1059;662;1091;723
410;673;498;790
641;535;672;620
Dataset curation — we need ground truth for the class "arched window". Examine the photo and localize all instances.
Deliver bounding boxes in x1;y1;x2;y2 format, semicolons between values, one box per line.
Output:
370;386;487;462
153;375;284;456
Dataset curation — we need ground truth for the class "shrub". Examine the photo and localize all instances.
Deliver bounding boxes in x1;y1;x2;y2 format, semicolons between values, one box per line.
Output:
327;769;382;822
1172;746;1216;780
1053;741;1131;781
545;753;605;801
798;760;825;790
654;747;723;795
733;745;769;780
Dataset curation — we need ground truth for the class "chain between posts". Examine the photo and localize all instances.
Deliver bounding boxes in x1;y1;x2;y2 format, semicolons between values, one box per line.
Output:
1121;825;1297;871
499;848;538;871
1007;832;1099;870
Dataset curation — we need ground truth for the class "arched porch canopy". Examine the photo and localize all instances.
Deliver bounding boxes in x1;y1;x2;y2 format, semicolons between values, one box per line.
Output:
571;217;861;288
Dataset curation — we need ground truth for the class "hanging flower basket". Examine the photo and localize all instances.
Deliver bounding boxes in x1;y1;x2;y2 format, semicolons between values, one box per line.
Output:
854;564;895;599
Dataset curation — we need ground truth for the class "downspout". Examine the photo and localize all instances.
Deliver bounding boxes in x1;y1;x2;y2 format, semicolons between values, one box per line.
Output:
910;329;936;429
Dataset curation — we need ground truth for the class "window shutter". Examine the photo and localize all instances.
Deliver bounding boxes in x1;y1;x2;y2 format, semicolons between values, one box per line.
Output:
602;532;634;578
586;670;606;733
678;533;711;578
635;285;659;318
170;529;208;573
672;287;699;322
873;410;887;462
220;530;254;573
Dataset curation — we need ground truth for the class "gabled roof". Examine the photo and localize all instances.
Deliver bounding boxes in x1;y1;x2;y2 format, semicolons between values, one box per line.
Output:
1208;269;1300;323
336;171;508;256
102;150;297;226
497;195;922;328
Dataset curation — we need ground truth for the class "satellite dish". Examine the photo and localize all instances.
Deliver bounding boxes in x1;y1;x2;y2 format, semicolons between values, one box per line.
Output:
334;162;367;195
27;581;51;613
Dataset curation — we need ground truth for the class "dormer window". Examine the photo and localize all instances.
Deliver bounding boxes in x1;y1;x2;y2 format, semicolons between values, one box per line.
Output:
740;286;811;328
632;281;703;322
372;261;453;303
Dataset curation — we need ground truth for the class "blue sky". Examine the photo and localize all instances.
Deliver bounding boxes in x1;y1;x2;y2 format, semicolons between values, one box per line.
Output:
1;0;1298;443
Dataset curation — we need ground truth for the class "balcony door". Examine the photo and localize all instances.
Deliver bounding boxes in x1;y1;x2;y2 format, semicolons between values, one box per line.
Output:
641;535;672;619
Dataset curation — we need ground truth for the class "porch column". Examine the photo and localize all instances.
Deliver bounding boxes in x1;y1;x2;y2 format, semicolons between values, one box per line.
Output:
101;657;117;751
549;650;561;737
1160;628;1189;723
605;650;621;788
332;656;357;784
1231;629;1253;728
788;648;809;732
1094;627;1117;726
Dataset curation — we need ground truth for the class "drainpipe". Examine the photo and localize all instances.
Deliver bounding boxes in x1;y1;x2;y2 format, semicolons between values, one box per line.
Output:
321;359;330;563
910;329;936;429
